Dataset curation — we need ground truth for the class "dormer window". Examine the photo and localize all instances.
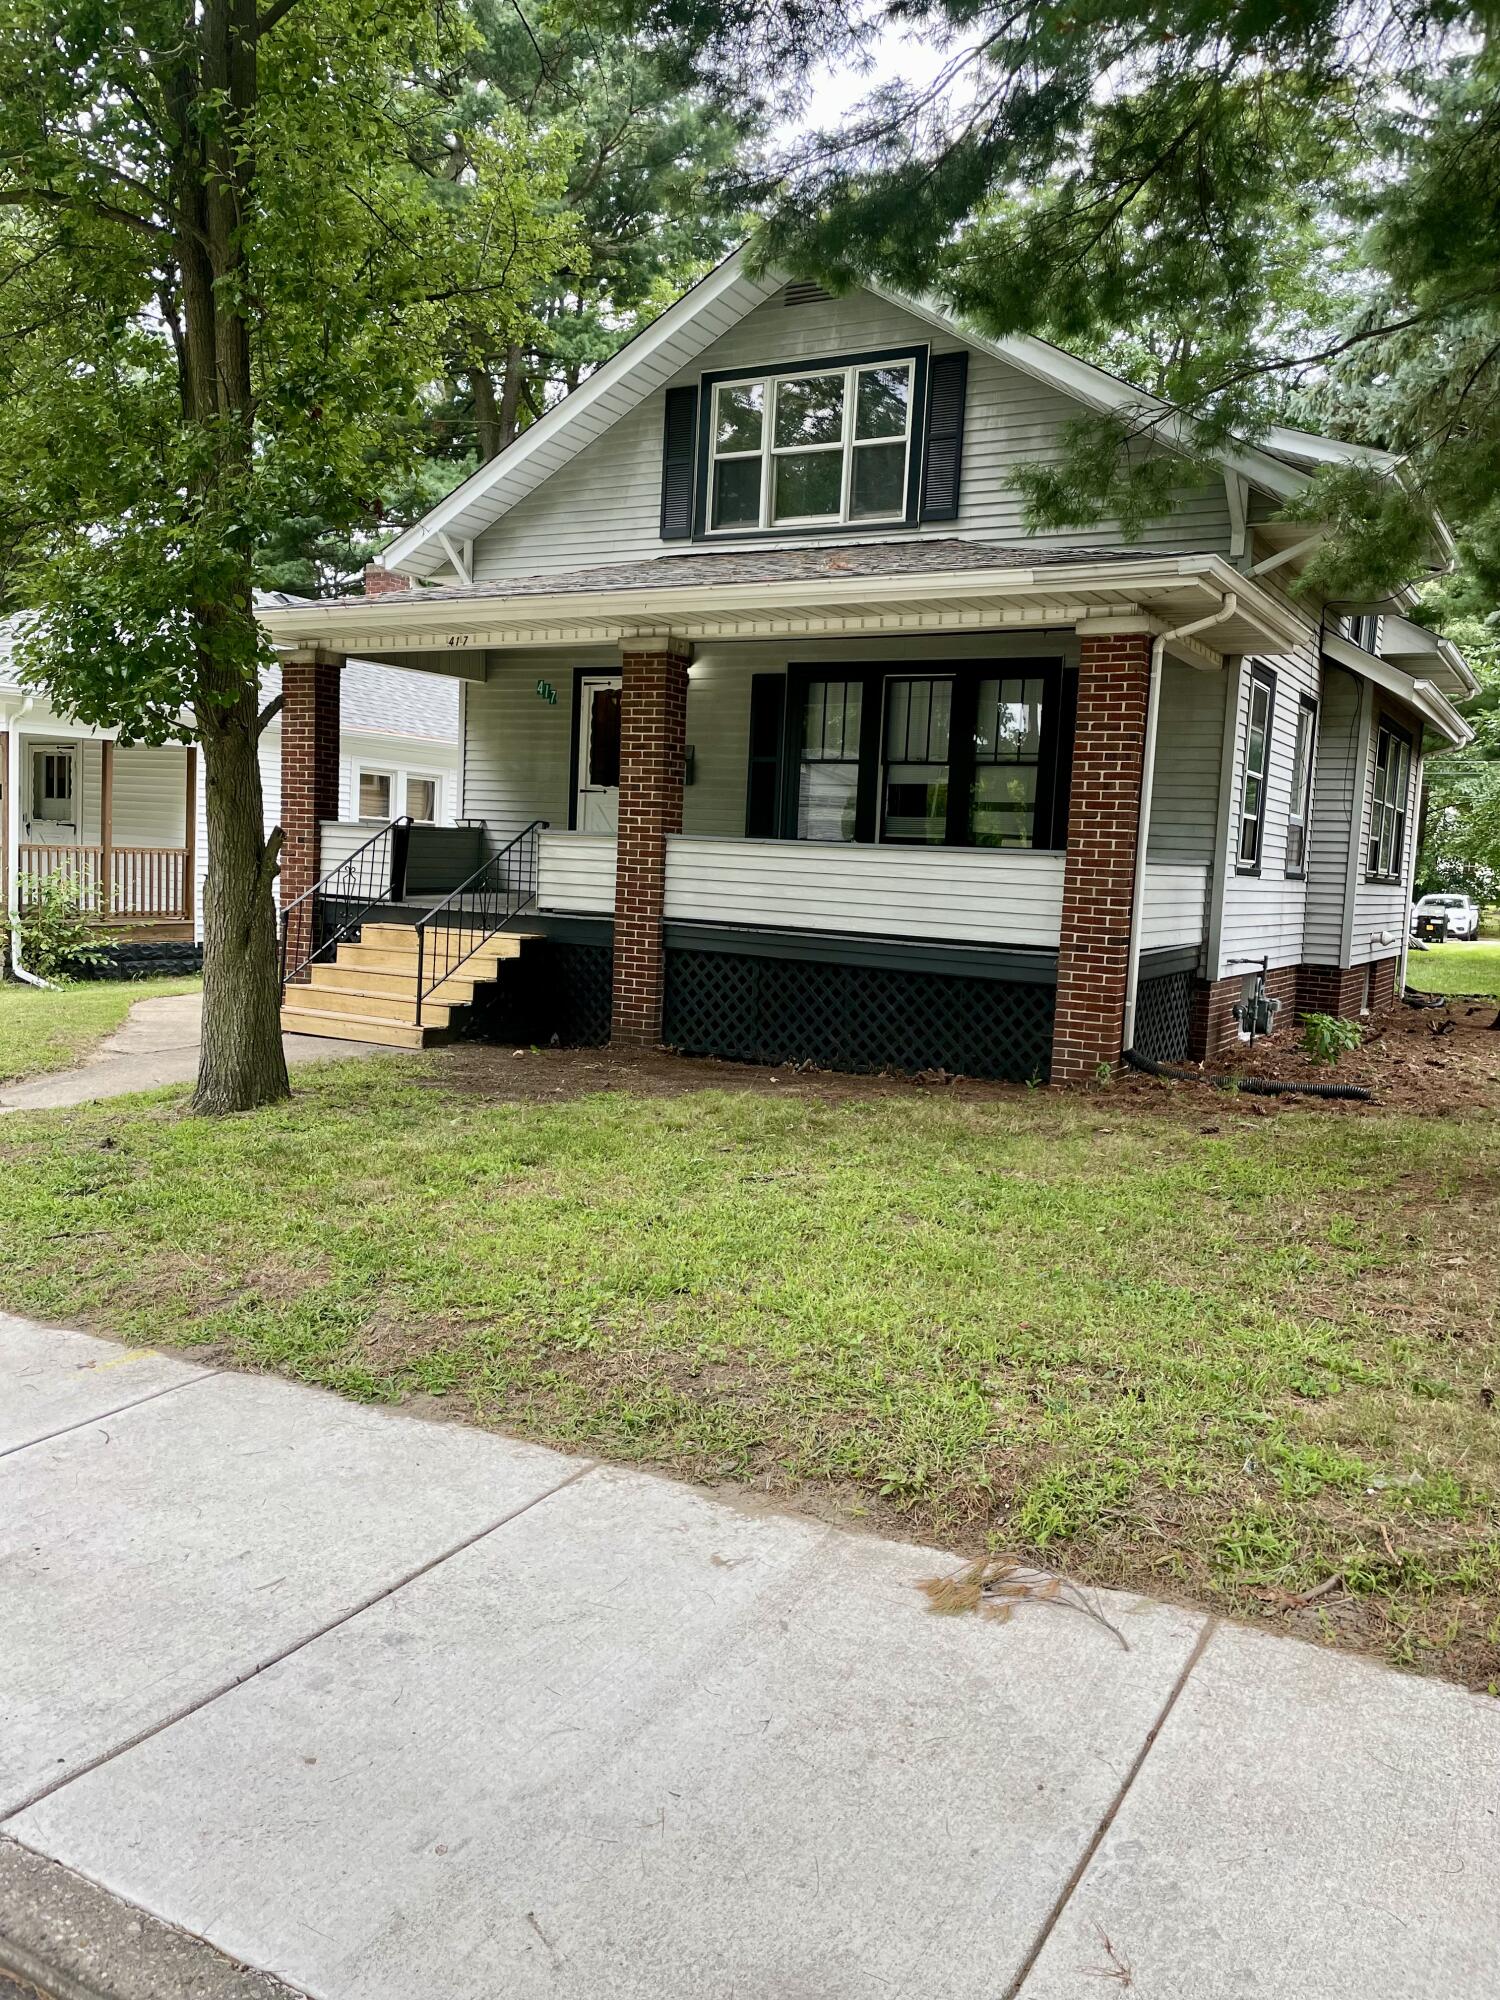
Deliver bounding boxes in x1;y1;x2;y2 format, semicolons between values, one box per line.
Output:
706;353;920;534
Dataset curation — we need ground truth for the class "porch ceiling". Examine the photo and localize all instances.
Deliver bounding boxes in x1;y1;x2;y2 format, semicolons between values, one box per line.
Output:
257;547;1300;666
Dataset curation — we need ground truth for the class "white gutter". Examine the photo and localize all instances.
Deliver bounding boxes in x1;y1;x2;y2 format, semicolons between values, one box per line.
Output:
1322;632;1473;747
3;694;50;987
1122;595;1238;1055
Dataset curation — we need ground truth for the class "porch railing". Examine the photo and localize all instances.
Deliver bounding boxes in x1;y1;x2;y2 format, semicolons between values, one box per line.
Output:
18;843;189;921
414;820;545;1026
279;816;412;988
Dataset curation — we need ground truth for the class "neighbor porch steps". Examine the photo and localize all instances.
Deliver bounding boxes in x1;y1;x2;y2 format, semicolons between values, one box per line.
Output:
281;920;539;1049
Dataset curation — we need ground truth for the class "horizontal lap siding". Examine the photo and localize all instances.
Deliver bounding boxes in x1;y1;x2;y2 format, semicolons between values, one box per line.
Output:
664;837;1066;947
539;832;616;912
470;289;1233;584
1214;595;1322;977
1352;691;1422;964
1139;863;1209;948
1303;666;1361;965
462;652;583;844
1147;661;1225;866
111;746;188;848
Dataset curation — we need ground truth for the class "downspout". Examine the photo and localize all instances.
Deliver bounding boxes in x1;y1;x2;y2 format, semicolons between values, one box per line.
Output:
1122;594;1239;1054
4;694;50;987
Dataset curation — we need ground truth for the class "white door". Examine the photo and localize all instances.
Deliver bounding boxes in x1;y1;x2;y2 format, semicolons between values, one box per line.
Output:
29;745;77;836
575;675;622;833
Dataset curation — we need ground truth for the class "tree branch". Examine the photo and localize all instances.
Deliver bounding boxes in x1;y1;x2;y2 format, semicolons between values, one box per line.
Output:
256;692;284;735
0;186;170;242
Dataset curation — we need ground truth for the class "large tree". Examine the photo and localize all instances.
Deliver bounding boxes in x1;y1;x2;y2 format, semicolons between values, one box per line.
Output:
639;0;1499;596
0;0;570;1110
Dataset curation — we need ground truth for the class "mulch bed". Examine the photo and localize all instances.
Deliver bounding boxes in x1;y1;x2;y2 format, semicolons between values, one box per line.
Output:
424;992;1500;1118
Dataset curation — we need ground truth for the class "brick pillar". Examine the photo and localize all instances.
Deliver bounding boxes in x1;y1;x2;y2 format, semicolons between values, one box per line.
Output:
1052;632;1152;1082
279;655;342;967
612;639;691;1045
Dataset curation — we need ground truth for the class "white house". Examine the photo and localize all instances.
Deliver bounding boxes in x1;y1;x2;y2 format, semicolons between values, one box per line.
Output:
1;615;458;972
253;252;1475;1079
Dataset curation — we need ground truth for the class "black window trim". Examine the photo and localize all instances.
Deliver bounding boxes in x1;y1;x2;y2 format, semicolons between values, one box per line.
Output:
1235;663;1277;877
1284;690;1319;881
1365;710;1415;884
778;656;1075;853
692;345;930;543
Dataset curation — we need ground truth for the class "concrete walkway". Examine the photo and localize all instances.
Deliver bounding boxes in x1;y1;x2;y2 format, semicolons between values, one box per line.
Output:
2;1314;1497;2000
0;992;391;1113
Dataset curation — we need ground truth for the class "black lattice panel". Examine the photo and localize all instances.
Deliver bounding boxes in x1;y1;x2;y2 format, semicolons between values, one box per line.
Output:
1134;969;1193;1063
664;949;1055;1082
545;942;614;1047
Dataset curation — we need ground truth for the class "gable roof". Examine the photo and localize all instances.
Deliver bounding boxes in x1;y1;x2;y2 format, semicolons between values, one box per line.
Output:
381;245;1360;581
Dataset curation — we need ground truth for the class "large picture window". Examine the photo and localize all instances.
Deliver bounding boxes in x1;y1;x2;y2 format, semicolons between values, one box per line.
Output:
1367;718;1412;880
707;354;919;534
1236;667;1275;872
785;661;1073;850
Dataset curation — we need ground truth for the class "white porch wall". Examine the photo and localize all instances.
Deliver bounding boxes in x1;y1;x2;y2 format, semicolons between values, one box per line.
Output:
1146;661;1226;866
467;286;1234;585
112;745;188;847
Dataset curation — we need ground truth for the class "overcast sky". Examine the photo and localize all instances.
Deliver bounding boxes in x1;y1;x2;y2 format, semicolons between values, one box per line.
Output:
792;20;960;134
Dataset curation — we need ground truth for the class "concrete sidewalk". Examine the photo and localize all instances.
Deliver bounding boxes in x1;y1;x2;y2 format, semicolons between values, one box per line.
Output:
0;992;393;1113
2;1314;1497;1999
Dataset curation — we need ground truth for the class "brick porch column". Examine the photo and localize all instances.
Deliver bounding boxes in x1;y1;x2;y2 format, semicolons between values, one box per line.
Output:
279;653;342;965
1052;631;1153;1082
612;637;691;1045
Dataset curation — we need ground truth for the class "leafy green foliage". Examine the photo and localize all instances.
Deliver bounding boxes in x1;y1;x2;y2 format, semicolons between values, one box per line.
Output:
16;877;111;982
1301;1013;1362;1066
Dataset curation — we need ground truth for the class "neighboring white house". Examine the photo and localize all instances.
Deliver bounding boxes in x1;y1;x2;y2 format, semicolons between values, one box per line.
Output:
1;613;458;964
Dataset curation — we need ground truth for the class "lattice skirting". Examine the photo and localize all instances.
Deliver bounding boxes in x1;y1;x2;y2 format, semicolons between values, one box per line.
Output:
1133;968;1193;1063
74;940;204;981
544;941;614;1047
663;946;1055;1082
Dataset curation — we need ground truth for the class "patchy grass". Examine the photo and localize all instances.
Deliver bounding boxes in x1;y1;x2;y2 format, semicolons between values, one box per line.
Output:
0;1054;1497;1686
1406;941;1500;999
0;977;201;1085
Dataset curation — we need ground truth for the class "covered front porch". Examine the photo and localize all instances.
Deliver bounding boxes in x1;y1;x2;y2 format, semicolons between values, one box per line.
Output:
1;720;197;936
258;546;1299;1079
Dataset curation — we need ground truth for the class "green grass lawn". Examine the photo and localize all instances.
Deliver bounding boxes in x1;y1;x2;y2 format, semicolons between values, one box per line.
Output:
0;1053;1496;1684
0;977;201;1085
1405;940;1500;999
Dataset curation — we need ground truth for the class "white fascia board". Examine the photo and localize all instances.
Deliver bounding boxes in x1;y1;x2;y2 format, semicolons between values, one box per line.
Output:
1323;631;1473;747
1379;612;1478;697
381;250;776;578
258;552;1301;657
1262;425;1401;474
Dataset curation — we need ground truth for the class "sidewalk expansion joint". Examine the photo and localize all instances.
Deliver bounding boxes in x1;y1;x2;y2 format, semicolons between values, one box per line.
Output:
1;1457;600;1825
1000;1613;1219;2000
0;1370;229;1462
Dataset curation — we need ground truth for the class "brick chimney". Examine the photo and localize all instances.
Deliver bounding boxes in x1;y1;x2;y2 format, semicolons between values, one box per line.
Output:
363;564;409;597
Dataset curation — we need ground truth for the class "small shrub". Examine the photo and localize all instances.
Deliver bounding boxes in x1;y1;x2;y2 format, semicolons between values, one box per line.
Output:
1301;1012;1362;1066
16;877;111;981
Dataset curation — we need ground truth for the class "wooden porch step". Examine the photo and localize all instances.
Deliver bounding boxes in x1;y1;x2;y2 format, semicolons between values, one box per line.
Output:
361;922;540;955
284;984;454;1029
278;1006;429;1050
309;962;480;1007
336;936;528;977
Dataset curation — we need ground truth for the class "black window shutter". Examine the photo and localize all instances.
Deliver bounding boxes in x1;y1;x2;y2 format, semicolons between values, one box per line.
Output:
920;352;968;522
745;674;787;837
659;385;699;541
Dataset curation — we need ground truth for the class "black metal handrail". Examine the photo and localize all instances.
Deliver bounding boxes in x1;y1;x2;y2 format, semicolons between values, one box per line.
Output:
414;820;547;1025
279;816;413;989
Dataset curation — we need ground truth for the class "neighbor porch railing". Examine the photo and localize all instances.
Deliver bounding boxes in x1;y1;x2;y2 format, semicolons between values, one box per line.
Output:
18;843;190;921
279;816;413;988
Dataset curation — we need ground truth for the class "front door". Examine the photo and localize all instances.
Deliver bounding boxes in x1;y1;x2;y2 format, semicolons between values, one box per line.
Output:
29;745;77;836
575;675;622;833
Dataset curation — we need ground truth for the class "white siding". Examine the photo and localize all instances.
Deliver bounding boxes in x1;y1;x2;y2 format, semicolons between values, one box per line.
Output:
470;287;1233;584
1302;666;1362;966
1212;601;1324;977
1351;694;1423;965
1148;661;1226;865
1140;863;1210;949
664;836;1065;948
538;831;615;913
111;745;188;848
461;651;582;843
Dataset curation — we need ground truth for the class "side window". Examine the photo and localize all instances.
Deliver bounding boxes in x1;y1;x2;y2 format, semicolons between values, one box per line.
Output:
357;768;393;820
796;679;864;841
1285;696;1318;877
1236;668;1275;872
1367;719;1412;880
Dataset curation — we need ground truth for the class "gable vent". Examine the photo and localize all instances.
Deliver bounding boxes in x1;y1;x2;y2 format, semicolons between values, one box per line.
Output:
783;280;833;307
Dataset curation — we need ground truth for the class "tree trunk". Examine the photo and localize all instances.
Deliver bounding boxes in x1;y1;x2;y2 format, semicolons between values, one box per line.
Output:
472;366;503;461
192;680;290;1113
497;341;525;448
